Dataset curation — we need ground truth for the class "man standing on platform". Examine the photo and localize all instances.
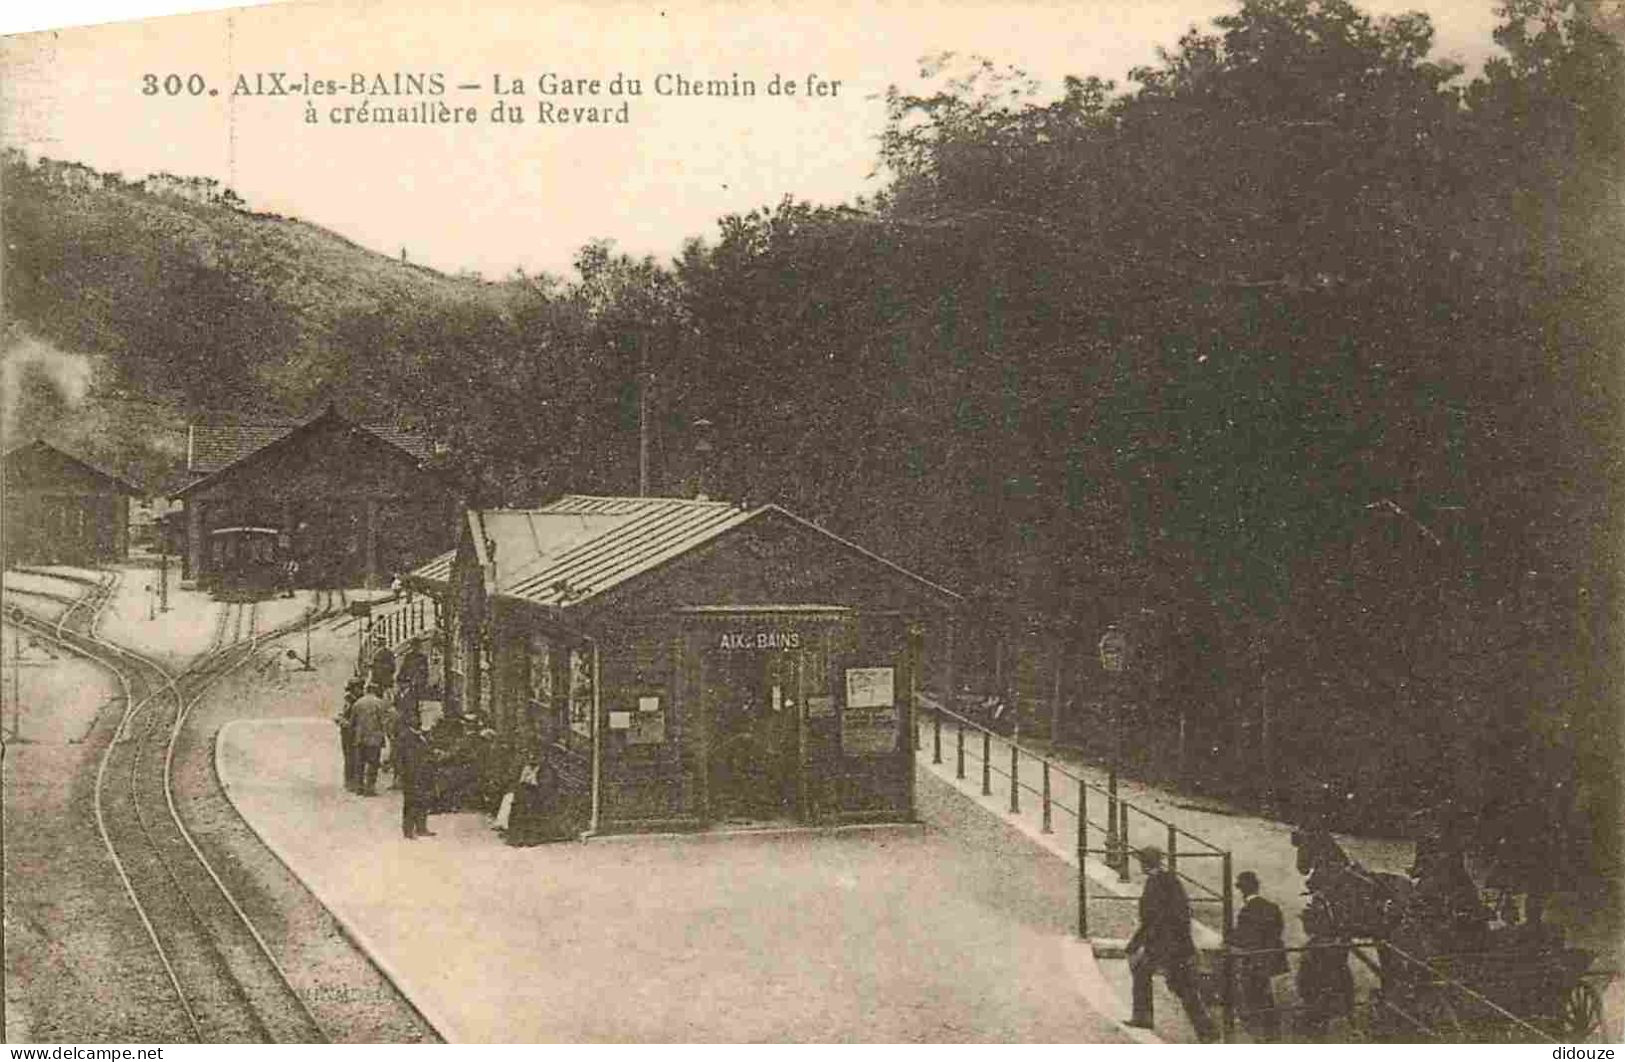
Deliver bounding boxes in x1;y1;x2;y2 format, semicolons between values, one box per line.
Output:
351;683;390;796
396;636;429;717
1126;845;1217;1041
1233;870;1288;1040
395;718;436;839
369;641;397;694
336;677;364;792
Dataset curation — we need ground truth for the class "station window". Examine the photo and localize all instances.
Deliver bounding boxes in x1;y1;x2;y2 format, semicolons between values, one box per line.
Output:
568;647;593;738
526;633;556;740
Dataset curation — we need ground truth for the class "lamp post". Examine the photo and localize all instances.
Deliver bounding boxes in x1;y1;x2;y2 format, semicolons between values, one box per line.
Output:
1099;625;1127;876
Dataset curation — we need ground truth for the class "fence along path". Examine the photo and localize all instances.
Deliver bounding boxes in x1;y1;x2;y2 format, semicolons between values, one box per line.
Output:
913;695;1231;947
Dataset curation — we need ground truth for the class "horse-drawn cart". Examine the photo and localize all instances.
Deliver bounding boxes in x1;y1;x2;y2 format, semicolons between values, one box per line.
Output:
1374;934;1608;1041
1292;825;1615;1042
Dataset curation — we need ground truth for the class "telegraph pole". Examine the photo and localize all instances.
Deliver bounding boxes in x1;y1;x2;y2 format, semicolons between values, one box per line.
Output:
637;332;651;497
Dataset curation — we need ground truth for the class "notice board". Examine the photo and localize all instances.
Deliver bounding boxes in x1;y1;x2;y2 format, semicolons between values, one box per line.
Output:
842;667;898;755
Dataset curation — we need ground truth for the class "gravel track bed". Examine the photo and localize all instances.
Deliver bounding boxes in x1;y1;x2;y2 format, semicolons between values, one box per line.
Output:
4;658;195;1042
167;635;438;1043
5;592;434;1044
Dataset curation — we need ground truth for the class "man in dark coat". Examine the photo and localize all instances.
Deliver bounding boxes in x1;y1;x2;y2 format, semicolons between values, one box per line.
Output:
369;642;397;694
336;677;364;792
394;636;429;734
396;636;430;698
1233;870;1288;1040
395;720;436;839
1127;845;1217;1041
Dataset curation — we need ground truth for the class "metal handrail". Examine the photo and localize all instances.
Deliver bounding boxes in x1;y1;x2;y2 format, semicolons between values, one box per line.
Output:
920;693;1226;854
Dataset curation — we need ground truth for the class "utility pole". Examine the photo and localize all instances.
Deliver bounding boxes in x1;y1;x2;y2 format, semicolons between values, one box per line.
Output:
637;332;651;497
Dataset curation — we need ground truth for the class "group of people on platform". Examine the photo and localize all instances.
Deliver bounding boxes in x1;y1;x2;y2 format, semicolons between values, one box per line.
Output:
335;634;439;839
1127;845;1355;1043
333;630;569;845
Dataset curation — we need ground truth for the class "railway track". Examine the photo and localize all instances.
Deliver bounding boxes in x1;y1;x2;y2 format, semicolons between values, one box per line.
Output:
5;584;330;1043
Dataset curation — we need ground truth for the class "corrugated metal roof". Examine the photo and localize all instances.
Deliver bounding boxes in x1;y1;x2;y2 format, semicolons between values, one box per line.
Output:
504;496;753;607
403;498;744;599
471;509;628;592
411;546;456;584
407;494;962;608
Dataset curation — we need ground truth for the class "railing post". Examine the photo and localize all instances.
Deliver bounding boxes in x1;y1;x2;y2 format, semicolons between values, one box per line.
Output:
1118;801;1131;883
956;721;965;780
1041;761;1052;833
932;706;941;763
981;729;992;796
1167;823;1177;876
1222;849;1235;1041
1009;741;1020;813
1077;777;1088;939
1106;771;1120;875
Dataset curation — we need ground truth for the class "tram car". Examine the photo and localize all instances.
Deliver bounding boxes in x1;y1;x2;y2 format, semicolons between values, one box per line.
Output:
207;525;284;599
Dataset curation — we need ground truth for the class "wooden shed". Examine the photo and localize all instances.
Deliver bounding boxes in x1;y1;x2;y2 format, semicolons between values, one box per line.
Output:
2;439;138;567
407;495;961;836
173;406;454;589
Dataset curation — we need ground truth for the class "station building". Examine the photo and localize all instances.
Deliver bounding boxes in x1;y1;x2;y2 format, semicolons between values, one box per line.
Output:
2;439;139;567
173;406;455;589
406;495;960;835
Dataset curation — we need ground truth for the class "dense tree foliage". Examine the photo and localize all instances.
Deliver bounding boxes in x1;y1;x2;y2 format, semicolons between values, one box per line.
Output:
3;1;1618;863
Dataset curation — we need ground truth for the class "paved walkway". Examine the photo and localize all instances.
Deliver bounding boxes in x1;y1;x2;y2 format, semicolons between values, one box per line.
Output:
219;718;1130;1043
914;708;1625;1044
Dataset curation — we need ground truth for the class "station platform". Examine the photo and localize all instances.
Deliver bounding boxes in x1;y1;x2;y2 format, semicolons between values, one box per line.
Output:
218;717;1132;1043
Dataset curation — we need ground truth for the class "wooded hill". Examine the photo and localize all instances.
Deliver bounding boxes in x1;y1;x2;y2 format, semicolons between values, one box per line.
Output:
3;0;1620;871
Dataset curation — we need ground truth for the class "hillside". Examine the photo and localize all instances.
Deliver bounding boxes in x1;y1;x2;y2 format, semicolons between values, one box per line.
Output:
0;152;536;487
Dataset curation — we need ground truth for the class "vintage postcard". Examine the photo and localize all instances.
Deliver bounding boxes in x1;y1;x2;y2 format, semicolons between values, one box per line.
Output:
2;0;1621;1047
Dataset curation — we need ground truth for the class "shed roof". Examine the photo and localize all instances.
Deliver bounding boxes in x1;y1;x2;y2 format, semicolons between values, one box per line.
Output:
186;410;434;475
408;494;961;610
175;406;435;498
2;439;141;495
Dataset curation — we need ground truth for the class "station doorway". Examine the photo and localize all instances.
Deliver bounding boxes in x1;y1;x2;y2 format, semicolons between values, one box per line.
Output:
703;647;803;824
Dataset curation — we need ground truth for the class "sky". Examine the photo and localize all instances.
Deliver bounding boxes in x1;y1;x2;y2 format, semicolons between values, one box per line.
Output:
2;0;1506;281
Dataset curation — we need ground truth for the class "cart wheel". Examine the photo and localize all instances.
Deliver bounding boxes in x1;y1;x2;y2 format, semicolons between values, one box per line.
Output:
1558;982;1604;1040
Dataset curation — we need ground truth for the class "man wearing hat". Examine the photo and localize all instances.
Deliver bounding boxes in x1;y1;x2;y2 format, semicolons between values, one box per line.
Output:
1126;844;1216;1041
1233;869;1288;1040
336;677;365;792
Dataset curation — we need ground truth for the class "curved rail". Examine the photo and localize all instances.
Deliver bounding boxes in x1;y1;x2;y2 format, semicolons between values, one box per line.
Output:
6;572;203;1037
6;587;332;1042
153;631;327;1040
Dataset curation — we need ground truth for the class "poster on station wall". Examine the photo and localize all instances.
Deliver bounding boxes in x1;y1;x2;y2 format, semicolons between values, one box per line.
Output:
841;667;897;755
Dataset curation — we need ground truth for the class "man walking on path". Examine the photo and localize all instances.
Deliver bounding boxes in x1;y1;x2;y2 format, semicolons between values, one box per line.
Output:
395;719;436;839
1126;845;1217;1042
1233;869;1288;1041
352;683;390;796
